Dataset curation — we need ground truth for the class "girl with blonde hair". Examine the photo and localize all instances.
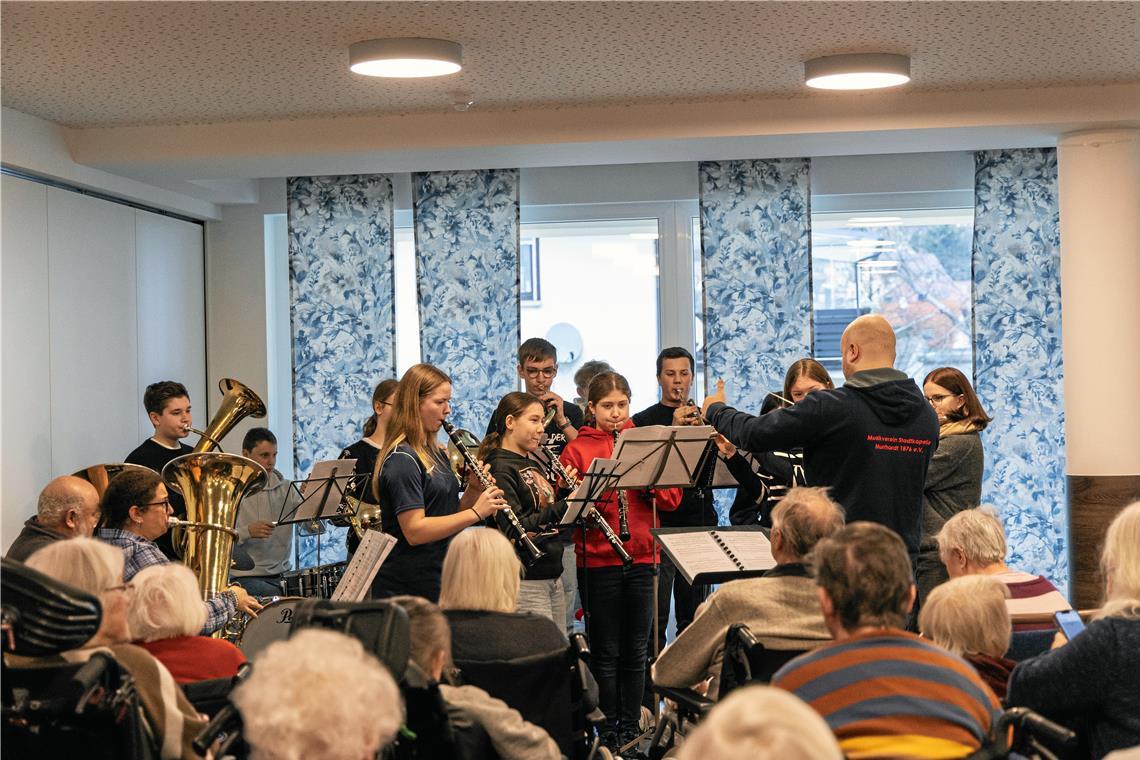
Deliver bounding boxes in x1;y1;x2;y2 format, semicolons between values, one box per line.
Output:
370;363;506;602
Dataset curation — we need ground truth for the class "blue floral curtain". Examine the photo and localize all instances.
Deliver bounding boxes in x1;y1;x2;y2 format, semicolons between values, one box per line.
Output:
413;169;520;432
288;174;396;565
698;158;813;414
972;148;1067;593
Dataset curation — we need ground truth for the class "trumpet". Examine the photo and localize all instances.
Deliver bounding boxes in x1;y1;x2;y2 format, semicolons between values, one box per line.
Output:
612;429;631;541
684;398;705;425
544;446;632;567
442;421;545;567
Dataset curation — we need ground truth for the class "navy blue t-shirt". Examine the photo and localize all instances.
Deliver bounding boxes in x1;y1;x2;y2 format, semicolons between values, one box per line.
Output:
371;443;460;602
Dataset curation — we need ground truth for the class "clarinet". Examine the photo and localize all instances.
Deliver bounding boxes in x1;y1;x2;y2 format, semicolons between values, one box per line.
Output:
544;445;633;567
612;428;631;541
442;420;545;567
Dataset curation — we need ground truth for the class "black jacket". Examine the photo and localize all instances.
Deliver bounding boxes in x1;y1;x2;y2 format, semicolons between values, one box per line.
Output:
482;448;566;580
707;368;939;554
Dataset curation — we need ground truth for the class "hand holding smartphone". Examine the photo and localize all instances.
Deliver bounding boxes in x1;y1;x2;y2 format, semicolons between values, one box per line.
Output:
1054;609;1086;641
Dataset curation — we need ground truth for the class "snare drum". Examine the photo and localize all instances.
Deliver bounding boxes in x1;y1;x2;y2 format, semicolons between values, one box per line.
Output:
280;561;348;599
237;597;305;660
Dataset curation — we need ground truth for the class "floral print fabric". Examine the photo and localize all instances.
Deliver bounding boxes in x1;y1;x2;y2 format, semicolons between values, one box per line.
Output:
413;169;521;433
972;148;1068;594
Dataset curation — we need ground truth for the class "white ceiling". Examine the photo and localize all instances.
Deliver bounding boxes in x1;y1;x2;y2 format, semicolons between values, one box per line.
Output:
3;1;1138;129
1;1;1138;215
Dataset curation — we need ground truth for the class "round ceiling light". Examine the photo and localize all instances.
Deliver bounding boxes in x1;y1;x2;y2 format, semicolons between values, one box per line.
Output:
349;38;463;78
804;53;910;90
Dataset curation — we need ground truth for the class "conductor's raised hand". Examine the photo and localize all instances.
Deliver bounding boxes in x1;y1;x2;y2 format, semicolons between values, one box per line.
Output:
702;379;726;419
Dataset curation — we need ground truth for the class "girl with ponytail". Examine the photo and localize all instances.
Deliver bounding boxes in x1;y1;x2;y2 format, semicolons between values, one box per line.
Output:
479;392;578;625
339;378;399;554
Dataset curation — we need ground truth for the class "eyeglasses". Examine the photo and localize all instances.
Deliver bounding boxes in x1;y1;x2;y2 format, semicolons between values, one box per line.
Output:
925;394;958;404
104;583;134;594
143;499;171;510
523;367;557;379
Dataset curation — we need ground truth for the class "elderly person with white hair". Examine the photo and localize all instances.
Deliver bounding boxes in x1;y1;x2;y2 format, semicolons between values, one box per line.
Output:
1007;502;1140;758
129;563;246;684
440;527;569;667
936;507;1067;629
233;628;402;760
675;684;842;760
22;537;207;759
919;575;1015;700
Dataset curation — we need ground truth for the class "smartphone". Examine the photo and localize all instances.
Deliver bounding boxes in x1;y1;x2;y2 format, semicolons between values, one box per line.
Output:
1054;609;1086;640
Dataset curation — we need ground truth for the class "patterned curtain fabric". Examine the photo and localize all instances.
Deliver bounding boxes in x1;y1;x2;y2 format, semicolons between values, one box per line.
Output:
698;158;813;414
972;148;1067;593
413;169;520;432
288;174;395;565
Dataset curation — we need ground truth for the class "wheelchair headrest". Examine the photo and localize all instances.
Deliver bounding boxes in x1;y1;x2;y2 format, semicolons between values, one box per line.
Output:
290;599;410;682
1;557;102;656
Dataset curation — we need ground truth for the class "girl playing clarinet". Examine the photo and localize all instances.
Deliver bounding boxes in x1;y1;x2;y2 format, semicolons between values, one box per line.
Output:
370;363;506;602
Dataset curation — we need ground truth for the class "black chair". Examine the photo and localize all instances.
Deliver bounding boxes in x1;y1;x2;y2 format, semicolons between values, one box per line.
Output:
648;624;808;758
1006;629;1056;662
1;558;160;760
965;707;1079;760
453;631;605;760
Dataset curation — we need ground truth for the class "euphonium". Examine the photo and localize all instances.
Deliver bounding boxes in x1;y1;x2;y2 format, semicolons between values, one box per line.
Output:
339;494;383;539
71;462;153;498
187;378;267;453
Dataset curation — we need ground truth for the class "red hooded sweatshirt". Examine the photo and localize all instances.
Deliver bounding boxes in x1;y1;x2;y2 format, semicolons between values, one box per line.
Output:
559;421;682;568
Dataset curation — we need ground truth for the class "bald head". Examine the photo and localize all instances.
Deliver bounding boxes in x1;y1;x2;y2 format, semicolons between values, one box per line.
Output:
37;475;101;538
840;314;896;378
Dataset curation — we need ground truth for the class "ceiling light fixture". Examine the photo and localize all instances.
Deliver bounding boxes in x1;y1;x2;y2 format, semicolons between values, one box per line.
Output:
349;38;463;78
804;53;910;90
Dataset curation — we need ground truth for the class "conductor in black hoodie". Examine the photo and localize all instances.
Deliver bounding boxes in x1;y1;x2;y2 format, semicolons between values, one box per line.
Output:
701;315;939;557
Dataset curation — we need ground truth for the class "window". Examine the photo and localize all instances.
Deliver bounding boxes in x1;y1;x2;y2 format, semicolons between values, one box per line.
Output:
518;218;662;407
811;209;974;381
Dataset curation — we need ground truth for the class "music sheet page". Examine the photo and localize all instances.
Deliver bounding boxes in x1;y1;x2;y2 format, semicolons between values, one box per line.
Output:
657;531;738;582
715;531;777;572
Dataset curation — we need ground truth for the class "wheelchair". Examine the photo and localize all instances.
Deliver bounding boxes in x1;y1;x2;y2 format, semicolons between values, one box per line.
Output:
646;623;807;759
452;629;610;760
1;557;161;759
967;707;1079;760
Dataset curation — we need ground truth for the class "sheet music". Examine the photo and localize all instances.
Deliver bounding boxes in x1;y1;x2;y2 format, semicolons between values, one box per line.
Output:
613;425;715;489
290;459;355;522
656;532;740;577
561;458;621;524
714;530;776;571
331;531;396;602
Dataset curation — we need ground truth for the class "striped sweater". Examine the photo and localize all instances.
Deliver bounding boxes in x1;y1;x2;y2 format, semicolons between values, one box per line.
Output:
772;628;1001;759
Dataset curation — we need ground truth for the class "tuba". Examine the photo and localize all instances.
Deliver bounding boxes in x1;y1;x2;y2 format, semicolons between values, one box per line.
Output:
163;378;268;602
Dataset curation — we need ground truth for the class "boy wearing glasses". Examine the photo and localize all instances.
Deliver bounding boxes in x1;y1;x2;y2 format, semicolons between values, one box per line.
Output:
126;380;194;559
489;337;583;457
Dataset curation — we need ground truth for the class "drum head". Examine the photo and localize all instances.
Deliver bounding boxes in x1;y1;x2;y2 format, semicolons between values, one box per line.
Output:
238;597;305;660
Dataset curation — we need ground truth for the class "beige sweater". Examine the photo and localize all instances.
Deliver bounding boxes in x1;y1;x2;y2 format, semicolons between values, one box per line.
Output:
651;570;831;696
440;683;561;760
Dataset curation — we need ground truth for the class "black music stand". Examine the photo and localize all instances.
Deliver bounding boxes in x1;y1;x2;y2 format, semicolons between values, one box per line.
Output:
278;459;361;569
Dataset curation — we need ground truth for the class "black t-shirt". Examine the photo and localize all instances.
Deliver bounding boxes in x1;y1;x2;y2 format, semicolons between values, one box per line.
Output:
371;443;459;603
125;437;193;559
485;401;584;459
339;438;382;505
629;402;719;527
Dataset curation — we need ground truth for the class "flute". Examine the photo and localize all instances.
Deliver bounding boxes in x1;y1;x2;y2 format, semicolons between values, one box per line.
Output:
544;445;633;567
442;421;545;567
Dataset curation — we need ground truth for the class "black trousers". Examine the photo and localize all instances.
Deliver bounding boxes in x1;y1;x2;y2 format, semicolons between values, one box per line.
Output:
579;563;654;732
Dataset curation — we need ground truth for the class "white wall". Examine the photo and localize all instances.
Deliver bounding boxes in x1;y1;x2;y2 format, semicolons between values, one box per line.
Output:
1;174;206;551
204;178;288;470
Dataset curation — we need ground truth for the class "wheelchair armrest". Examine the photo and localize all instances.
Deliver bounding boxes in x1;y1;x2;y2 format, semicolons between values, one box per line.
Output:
570;632;590;664
654;685;714;717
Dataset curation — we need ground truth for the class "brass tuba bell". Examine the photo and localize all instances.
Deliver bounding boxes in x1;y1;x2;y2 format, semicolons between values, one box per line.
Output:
162;453;267;601
187;378;267;453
